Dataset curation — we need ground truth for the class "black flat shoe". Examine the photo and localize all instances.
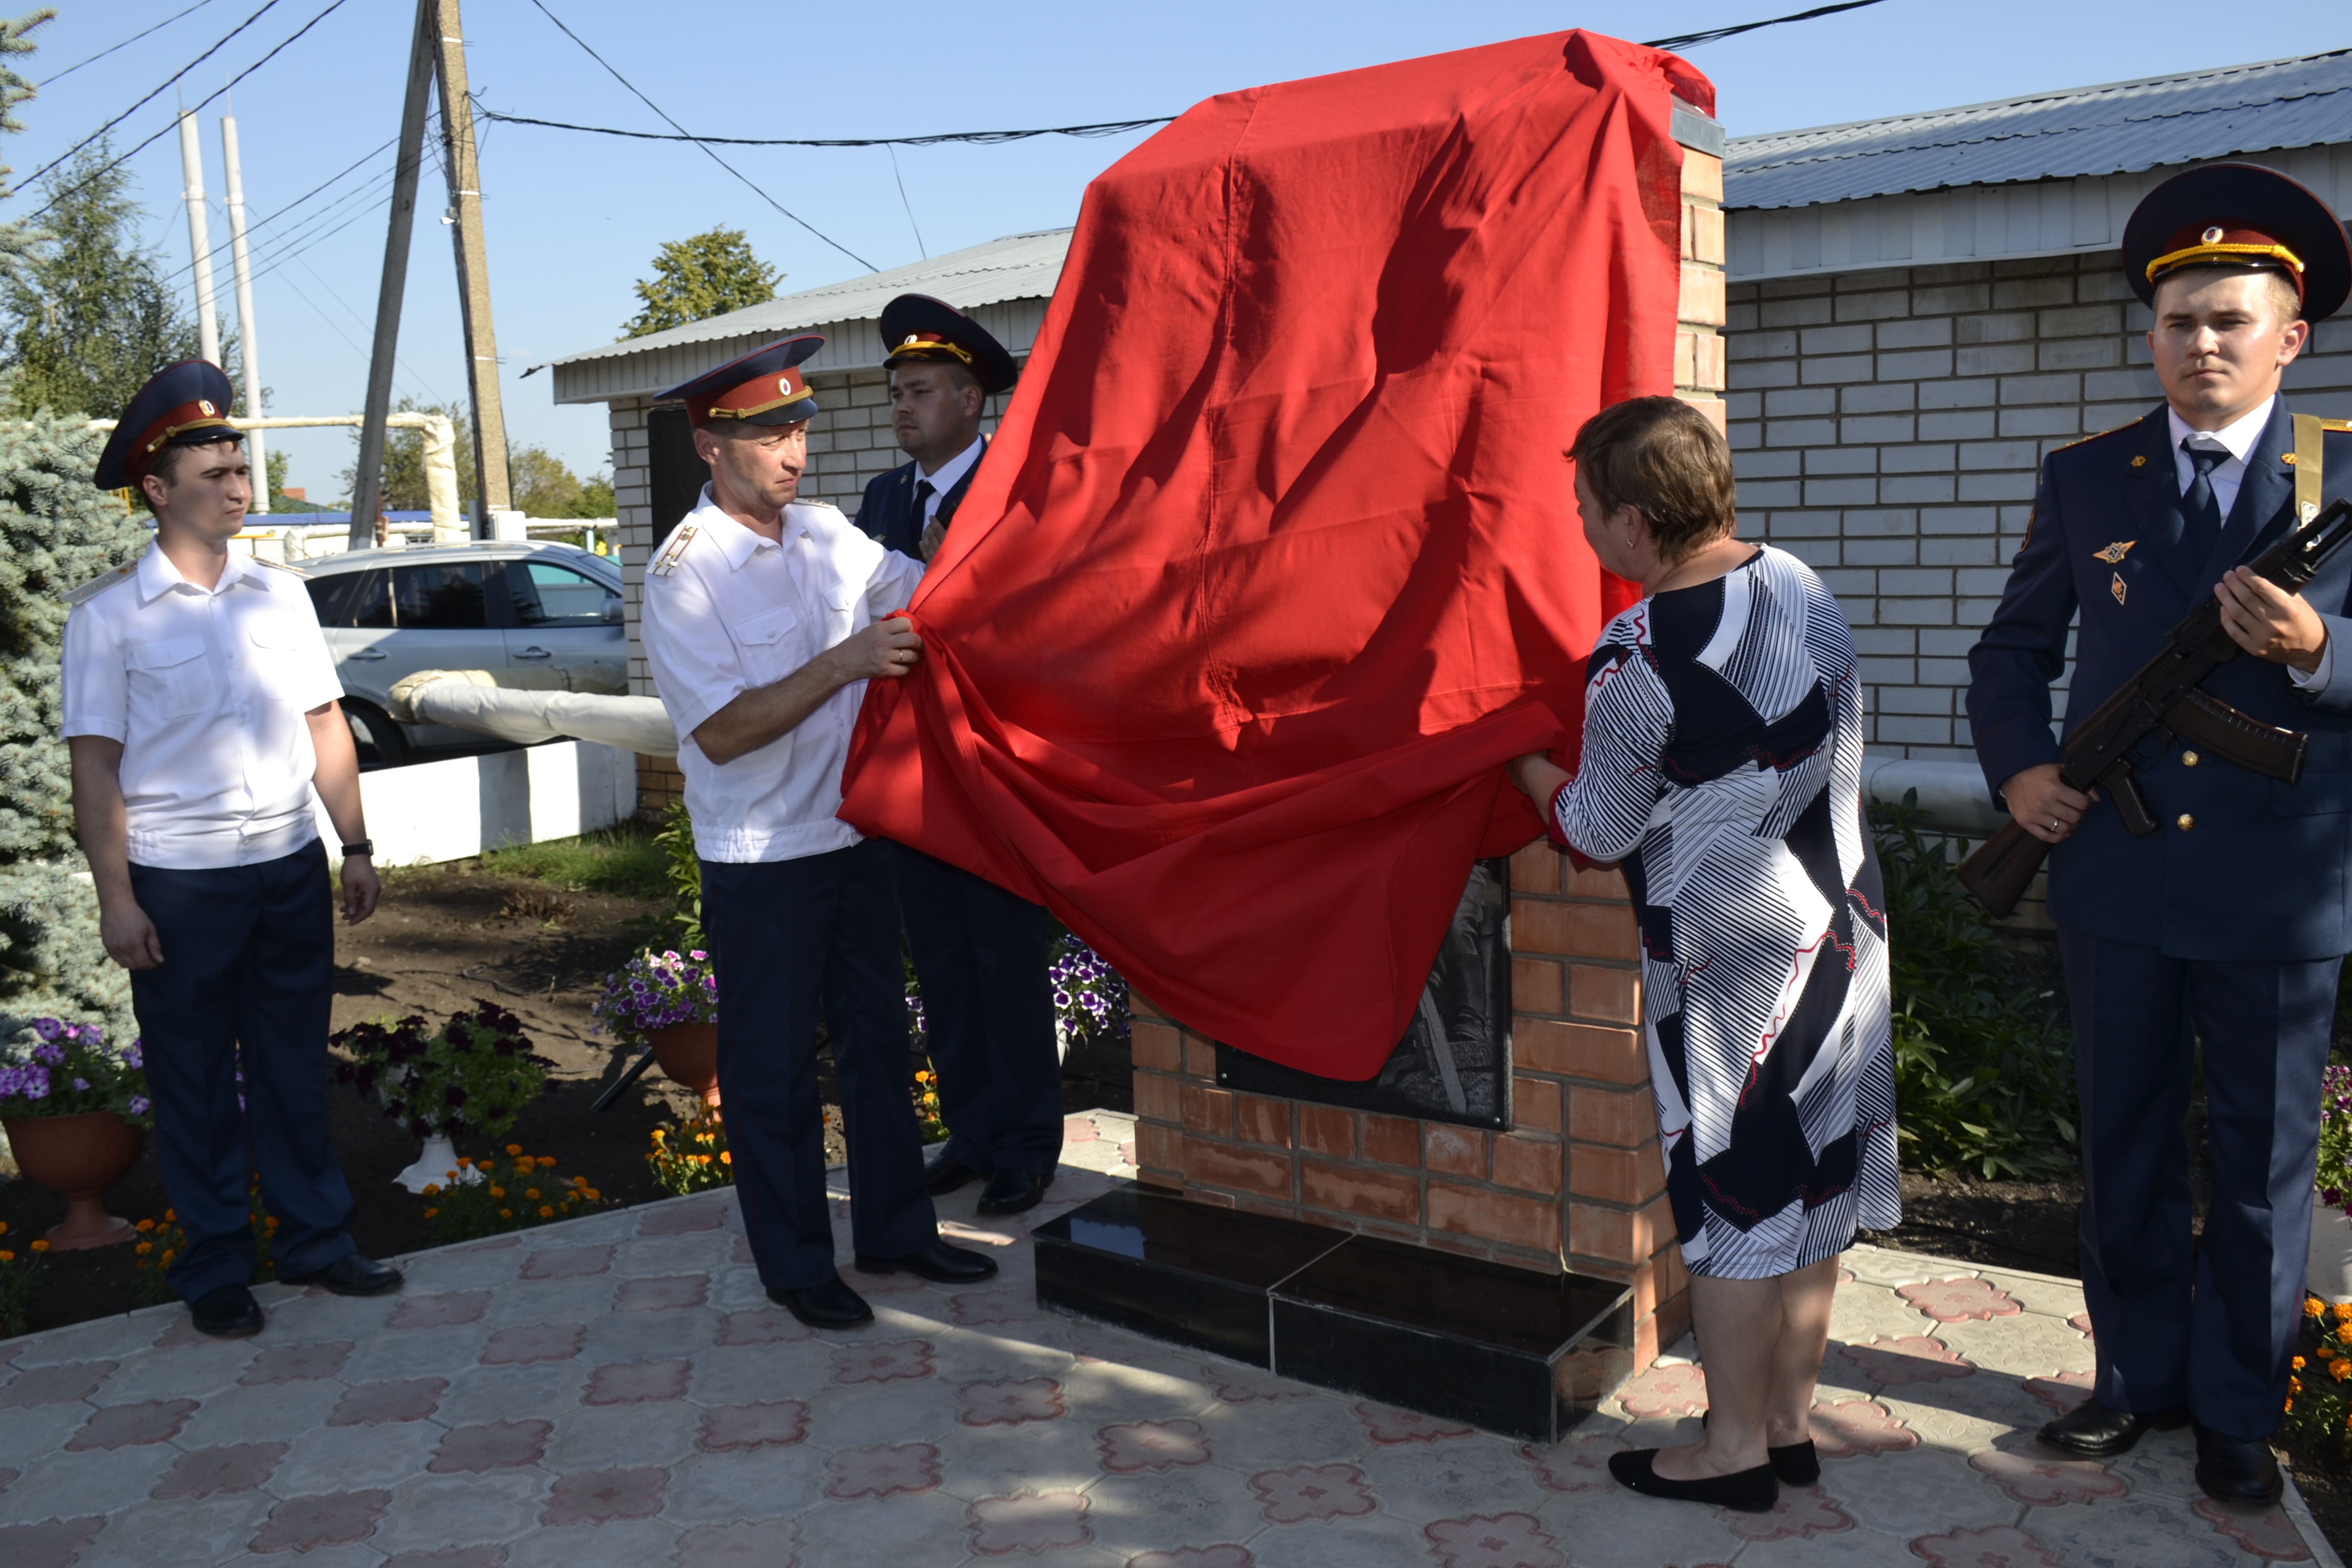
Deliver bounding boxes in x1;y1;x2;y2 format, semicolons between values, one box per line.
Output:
1607;1448;1777;1513
281;1254;403;1297
854;1240;999;1284
189;1283;264;1338
2194;1423;2284;1507
2038;1398;2188;1458
769;1277;873;1329
1769;1440;1819;1486
976;1168;1054;1216
923;1154;984;1196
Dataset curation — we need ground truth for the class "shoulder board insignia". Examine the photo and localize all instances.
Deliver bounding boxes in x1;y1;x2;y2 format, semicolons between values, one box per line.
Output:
2092;541;2135;564
650;524;698;578
60;559;136;607
2051;421;2142;456
2324;419;2352;433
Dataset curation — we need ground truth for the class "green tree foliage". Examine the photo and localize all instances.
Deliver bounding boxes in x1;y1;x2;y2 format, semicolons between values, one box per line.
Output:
1872;795;2078;1180
0;13;141;1036
263;448;322;513
1;140;228;420
344;399;612;519
623;228;778;339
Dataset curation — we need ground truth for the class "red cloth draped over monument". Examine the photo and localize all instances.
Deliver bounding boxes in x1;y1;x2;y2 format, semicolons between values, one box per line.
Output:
839;31;1711;1079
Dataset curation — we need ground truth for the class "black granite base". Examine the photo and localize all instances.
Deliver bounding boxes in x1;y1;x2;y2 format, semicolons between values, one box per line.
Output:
1033;1190;1634;1442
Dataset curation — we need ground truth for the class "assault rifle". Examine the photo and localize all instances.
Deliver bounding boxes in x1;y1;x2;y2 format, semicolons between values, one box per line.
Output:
1957;496;2352;917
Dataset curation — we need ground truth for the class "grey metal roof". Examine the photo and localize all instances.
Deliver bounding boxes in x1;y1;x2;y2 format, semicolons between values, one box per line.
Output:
551;228;1073;369
1726;49;2352;211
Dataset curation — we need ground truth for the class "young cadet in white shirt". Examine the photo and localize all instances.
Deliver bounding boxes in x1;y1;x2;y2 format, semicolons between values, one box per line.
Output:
640;336;997;1329
64;359;400;1339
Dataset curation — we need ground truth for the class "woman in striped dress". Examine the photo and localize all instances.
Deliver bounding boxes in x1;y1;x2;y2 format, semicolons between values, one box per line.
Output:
1511;397;1900;1513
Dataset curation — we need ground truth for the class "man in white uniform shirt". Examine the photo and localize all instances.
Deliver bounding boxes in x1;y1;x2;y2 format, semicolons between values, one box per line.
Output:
640;336;997;1328
65;359;398;1339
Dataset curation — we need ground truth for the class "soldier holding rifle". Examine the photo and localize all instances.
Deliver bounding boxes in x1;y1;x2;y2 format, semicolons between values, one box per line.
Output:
1966;163;2352;1505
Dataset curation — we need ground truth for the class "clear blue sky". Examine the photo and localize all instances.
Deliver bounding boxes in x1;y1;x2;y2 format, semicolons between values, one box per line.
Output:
7;1;2345;503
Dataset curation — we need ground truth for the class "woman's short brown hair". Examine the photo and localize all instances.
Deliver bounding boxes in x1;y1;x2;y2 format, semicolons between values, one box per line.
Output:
1569;396;1737;564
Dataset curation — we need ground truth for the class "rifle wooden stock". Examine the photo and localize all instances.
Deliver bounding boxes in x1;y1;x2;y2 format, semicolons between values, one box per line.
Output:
1954;818;2047;918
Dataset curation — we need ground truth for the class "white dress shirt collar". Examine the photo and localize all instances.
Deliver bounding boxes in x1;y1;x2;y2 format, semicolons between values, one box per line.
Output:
915;434;984;497
135;539;256;603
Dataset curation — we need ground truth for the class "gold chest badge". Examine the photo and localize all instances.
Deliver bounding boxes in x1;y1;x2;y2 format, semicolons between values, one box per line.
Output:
2093;541;2135;565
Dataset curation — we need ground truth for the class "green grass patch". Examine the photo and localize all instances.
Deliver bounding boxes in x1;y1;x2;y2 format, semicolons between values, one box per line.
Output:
475;823;671;901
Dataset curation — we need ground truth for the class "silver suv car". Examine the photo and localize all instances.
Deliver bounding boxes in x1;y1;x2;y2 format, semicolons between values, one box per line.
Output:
297;540;625;767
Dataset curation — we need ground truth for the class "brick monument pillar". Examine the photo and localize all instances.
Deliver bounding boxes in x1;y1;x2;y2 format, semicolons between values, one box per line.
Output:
1125;109;1725;1377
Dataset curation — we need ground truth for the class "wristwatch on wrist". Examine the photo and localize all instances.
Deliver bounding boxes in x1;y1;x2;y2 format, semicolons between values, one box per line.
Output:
341;839;375;858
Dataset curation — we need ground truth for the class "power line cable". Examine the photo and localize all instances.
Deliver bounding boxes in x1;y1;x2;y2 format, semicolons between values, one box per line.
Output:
21;0;287;193
1643;0;1889;52
156;131;398;286
35;0;223;87
519;0;875;271
476;108;1178;148
20;0;356;227
485;0;1894;162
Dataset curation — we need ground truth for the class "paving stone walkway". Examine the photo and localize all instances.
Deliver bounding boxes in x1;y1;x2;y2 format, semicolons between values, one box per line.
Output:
0;1109;2338;1566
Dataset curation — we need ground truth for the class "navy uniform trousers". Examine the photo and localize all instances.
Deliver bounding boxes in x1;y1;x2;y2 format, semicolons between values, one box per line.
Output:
128;839;357;1303
2063;936;2338;1436
891;843;1063;1178
701;839;936;1288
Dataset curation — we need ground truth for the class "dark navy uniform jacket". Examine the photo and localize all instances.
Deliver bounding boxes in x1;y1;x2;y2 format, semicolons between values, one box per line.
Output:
854;436;987;558
1967;399;2352;961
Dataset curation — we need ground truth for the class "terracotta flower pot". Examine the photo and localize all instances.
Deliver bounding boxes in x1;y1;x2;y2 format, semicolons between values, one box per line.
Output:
3;1109;144;1250
650;1023;721;1110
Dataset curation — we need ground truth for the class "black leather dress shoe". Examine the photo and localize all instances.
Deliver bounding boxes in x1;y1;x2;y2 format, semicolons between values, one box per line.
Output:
2194;1423;2284;1507
855;1240;1000;1284
769;1276;874;1329
976;1168;1055;1216
1607;1449;1777;1513
2038;1398;2188;1457
1768;1440;1820;1486
281;1254;404;1297
189;1283;265;1338
923;1153;985;1196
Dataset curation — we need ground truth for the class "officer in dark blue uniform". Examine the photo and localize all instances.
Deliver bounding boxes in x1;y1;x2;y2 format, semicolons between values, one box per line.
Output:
1968;163;2352;1506
853;296;1064;1215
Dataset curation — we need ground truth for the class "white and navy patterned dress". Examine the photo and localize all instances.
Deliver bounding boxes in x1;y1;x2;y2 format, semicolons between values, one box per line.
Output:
1550;545;1900;1279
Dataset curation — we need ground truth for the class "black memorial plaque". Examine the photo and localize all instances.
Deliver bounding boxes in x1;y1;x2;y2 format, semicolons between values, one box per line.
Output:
1217;857;1511;1131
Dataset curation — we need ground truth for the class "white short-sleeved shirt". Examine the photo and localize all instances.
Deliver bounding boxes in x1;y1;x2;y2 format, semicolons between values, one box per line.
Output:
61;542;344;870
640;487;925;864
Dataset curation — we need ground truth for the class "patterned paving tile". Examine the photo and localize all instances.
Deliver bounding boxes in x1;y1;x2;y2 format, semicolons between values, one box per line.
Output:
0;1163;2326;1568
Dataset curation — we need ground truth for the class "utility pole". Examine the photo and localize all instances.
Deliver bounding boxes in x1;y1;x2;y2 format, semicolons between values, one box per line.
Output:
432;0;511;535
350;0;436;550
176;110;221;366
220;110;268;514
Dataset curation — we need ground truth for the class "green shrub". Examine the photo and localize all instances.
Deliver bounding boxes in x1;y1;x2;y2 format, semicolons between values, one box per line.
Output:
1873;792;2079;1180
654;799;702;947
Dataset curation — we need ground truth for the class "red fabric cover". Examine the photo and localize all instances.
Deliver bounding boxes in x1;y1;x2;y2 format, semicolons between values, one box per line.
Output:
840;30;1705;1079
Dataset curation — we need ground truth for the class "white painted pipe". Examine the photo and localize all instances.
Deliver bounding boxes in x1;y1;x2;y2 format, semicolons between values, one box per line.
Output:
177;111;220;368
219;114;268;515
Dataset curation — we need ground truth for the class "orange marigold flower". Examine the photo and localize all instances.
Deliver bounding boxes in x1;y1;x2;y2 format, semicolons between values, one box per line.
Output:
422;1184;442;1197
135;1241;152;1256
538;1206;554;1218
30;1240;49;1253
489;1187;506;1199
422;1208;438;1219
525;1189;541;1201
2292;1377;2306;1395
0;1250;14;1262
2335;1301;2352;1323
2311;1295;2328;1317
2318;1345;2335;1361
2332;1360;2351;1384
2297;1356;2310;1370
134;1218;154;1233
720;1150;732;1165
498;1209;512;1219
506;1144;522;1157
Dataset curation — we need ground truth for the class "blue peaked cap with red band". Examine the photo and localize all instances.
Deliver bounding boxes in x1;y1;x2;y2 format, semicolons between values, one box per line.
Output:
95;359;242;490
656;335;825;428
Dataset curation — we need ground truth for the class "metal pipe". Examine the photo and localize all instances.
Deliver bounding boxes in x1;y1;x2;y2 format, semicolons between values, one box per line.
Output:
219;113;268;514
177;111;221;366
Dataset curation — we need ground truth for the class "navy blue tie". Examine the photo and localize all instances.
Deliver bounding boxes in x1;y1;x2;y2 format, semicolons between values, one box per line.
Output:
2181;440;2228;566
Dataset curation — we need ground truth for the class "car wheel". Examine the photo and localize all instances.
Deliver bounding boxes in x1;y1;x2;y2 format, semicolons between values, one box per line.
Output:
344;699;411;769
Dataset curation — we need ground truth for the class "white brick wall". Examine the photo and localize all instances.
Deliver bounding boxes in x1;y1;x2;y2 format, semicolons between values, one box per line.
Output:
1727;252;2352;759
